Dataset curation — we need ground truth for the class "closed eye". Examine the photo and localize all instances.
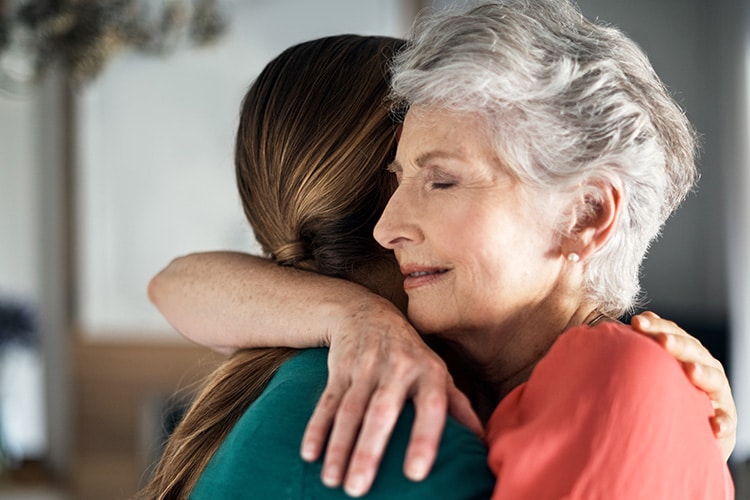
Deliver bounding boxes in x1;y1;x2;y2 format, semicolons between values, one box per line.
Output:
430;182;455;190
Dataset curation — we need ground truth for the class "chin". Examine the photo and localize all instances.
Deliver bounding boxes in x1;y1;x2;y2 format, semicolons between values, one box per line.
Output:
407;306;450;335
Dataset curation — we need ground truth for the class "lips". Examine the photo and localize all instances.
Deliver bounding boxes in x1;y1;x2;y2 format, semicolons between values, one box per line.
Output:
400;265;449;290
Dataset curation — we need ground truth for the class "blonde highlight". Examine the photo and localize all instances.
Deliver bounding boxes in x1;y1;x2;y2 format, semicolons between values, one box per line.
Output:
139;35;405;499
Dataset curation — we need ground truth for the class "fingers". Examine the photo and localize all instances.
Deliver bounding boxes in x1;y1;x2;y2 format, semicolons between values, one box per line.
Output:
662;334;721;371
631;312;721;370
683;361;727;401
711;408;737;461
303;305;459;496
402;386;449;482
306;358;457;497
342;386;407;496
447;385;483;437
301;375;375;490
302;388;343;463
341;366;451;495
710;405;735;435
631;312;689;339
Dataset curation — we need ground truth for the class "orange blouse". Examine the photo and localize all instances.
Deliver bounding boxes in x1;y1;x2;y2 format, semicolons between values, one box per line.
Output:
485;322;733;499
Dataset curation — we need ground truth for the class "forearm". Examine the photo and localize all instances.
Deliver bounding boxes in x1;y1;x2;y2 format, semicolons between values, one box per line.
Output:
148;251;379;352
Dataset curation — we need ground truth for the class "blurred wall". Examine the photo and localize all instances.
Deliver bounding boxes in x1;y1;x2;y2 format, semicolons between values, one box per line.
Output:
0;92;39;300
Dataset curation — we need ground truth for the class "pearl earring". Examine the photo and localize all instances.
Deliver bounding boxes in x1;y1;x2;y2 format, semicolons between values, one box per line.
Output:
567;252;580;263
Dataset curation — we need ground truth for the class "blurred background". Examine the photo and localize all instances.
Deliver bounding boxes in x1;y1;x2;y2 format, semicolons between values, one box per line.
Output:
0;0;748;498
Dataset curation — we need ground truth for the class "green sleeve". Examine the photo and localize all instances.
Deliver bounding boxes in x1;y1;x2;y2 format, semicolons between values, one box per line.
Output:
191;348;494;499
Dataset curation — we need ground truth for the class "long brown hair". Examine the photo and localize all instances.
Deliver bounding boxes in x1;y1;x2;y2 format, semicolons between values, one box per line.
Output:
139;35;405;499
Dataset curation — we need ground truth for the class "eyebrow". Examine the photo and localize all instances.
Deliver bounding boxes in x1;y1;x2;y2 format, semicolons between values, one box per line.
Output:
386;159;402;173
387;151;464;173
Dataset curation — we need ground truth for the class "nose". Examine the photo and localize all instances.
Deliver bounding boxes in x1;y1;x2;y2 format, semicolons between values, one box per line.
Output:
374;185;421;250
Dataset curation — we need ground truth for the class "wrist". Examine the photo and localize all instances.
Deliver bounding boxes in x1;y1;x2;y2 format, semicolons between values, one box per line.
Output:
324;287;404;347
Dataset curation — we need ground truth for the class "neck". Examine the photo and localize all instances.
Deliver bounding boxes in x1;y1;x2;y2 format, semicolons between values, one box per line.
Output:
443;301;602;407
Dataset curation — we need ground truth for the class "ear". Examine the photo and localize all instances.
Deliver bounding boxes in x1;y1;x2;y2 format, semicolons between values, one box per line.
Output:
560;180;621;261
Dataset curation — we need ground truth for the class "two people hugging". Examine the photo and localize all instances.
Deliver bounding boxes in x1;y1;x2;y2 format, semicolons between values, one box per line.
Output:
142;1;736;498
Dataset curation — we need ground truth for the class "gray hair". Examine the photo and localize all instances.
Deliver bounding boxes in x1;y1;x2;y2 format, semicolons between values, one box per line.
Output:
390;0;698;316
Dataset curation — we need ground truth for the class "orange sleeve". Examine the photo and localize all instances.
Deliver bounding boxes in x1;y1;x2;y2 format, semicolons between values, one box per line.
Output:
485;322;733;500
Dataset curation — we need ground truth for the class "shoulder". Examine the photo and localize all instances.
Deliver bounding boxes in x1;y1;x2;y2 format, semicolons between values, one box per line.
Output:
361;404;494;499
194;348;494;499
486;322;731;499
191;349;329;499
543;321;696;396
489;321;708;433
217;348;328;443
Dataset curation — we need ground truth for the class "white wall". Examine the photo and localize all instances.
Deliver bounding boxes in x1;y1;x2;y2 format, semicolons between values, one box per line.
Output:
0;68;68;470
0;92;39;300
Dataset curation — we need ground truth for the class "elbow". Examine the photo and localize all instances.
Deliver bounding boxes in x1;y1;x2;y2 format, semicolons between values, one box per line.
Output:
147;254;189;308
147;263;172;307
147;271;163;307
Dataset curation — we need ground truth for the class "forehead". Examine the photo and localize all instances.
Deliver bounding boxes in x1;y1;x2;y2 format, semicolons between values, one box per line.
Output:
396;106;500;169
402;106;488;139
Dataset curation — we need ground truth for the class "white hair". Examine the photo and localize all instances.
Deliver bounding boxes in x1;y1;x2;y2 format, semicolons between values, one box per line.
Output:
390;0;698;316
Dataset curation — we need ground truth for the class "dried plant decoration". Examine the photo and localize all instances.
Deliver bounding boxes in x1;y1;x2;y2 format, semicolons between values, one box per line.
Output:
0;0;228;95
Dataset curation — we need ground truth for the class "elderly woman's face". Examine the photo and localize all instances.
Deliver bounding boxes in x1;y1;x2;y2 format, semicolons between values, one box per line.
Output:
374;106;565;338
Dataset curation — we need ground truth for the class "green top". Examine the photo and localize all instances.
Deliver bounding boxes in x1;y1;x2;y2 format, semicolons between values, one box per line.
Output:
190;348;494;499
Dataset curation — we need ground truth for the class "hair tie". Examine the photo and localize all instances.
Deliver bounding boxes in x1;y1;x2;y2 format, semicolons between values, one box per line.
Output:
271;240;309;266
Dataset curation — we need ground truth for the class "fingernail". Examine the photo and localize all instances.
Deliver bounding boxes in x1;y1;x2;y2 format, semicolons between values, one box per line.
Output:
322;465;341;488
301;442;316;461
406;457;429;481
715;419;726;435
344;474;367;497
639;317;650;328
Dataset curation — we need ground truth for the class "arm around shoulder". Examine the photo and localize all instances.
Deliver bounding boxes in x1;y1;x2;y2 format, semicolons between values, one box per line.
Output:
149;251;379;352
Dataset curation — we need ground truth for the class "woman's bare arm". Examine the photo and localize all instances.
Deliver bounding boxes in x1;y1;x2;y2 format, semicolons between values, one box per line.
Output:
148;251;373;352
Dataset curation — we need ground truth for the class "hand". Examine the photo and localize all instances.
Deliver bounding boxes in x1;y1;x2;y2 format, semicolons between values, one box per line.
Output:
299;297;482;497
630;311;736;461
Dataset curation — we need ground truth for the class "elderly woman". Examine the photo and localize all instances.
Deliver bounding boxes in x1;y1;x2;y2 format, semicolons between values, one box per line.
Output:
150;0;735;498
368;0;732;496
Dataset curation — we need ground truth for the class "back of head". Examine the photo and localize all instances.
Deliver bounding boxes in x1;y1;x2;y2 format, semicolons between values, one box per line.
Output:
390;0;698;315
140;35;406;500
236;35;405;291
